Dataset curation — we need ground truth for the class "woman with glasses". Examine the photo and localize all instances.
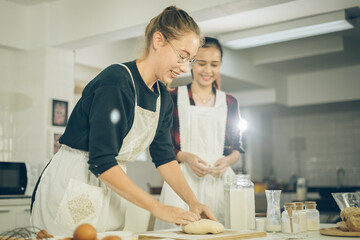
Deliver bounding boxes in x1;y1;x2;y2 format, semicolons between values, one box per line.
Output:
154;37;244;230
31;6;215;235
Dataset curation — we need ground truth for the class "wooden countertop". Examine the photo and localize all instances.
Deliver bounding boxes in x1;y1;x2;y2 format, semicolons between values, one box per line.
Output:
134;224;352;240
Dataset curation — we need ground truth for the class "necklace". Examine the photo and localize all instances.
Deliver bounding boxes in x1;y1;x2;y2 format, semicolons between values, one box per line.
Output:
193;92;214;104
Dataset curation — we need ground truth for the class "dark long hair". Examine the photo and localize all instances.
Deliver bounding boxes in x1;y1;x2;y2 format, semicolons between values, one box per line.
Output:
202;37;223;61
192;37;223;89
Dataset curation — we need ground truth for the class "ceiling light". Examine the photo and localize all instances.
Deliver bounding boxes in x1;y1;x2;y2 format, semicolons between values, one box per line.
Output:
221;10;353;50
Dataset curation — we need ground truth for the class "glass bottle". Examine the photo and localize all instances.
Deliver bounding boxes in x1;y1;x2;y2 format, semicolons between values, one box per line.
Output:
265;190;282;232
225;174;255;230
295;202;307;232
305;201;320;231
282;203;300;234
296;178;307;201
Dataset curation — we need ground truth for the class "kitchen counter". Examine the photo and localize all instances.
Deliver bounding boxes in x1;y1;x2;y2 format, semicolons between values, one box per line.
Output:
266;224;351;240
134;224;352;240
0;195;31;206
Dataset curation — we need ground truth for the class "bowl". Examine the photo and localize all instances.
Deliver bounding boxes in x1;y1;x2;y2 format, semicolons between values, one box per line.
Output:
97;231;132;240
331;192;360;210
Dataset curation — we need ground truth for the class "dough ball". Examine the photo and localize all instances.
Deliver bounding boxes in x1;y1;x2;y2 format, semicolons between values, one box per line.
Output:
182;219;225;234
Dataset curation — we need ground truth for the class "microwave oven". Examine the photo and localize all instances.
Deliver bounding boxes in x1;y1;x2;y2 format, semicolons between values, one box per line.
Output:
0;162;28;195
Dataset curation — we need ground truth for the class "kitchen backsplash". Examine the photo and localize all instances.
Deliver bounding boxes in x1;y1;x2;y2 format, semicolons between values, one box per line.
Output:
272;110;360;187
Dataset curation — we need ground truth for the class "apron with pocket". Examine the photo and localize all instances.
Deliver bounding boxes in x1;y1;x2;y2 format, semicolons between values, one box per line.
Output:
31;64;161;235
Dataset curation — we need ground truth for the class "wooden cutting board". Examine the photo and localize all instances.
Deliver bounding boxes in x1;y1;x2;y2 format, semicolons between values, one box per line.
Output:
320;227;360;237
138;230;267;240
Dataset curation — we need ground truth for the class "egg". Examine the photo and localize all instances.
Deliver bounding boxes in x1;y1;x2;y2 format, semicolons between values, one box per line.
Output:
73;223;97;240
102;236;122;240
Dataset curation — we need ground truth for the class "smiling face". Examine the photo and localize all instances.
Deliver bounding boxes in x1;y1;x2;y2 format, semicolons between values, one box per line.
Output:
191;46;222;88
156;32;200;85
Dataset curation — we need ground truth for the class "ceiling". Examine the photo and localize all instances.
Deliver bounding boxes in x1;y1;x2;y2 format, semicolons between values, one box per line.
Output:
251;20;360;75
6;0;360;94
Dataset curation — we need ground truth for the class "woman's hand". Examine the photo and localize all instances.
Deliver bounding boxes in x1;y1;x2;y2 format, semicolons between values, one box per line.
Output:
177;152;210;177
211;151;241;178
211;156;230;178
151;202;199;225
188;201;216;221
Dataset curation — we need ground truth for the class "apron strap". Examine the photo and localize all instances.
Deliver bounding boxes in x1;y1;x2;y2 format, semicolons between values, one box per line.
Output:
30;159;52;213
118;63;137;106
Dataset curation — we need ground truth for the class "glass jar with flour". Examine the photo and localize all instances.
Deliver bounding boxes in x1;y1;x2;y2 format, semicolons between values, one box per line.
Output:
305;201;320;231
282;203;300;234
225;174;255;230
295;202;307;232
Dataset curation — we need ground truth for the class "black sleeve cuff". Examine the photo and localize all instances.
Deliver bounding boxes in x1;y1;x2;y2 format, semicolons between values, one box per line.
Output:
153;158;177;168
88;155;118;177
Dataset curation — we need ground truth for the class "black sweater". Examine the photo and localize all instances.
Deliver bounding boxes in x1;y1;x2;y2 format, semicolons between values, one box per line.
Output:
59;61;176;176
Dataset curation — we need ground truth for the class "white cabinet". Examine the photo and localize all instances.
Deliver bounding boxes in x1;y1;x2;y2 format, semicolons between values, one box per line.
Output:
0;206;17;233
15;205;31;228
0;198;31;233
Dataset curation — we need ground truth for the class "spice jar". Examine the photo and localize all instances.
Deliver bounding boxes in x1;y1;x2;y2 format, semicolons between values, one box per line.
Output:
305;201;320;231
295;202;307;232
282;203;300;234
224;174;255;230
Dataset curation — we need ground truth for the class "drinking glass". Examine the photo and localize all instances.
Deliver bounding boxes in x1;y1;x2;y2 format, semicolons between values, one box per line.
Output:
265;190;282;232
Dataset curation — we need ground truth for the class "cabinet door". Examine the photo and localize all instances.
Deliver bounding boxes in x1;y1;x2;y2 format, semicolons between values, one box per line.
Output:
16;205;31;228
0;206;16;233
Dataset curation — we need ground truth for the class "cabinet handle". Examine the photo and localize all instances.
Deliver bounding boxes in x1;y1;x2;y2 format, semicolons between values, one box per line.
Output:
0;209;10;213
24;209;31;212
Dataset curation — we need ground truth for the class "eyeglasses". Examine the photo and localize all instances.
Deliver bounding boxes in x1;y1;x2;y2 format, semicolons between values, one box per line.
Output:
163;34;197;65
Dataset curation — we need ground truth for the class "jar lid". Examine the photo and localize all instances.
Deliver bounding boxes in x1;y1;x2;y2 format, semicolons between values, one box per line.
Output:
284;202;296;209
284;202;296;205
305;201;317;209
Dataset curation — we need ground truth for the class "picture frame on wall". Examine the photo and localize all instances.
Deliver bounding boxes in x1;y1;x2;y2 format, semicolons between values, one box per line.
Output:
53;132;62;155
52;99;68;126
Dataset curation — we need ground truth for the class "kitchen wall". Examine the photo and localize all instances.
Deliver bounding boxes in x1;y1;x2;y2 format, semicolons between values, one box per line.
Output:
286;65;360;106
242;100;360;187
273;108;360;187
0;46;74;195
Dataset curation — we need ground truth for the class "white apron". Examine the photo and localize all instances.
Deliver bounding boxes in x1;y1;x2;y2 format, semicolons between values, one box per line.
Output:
154;86;234;230
31;64;161;236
